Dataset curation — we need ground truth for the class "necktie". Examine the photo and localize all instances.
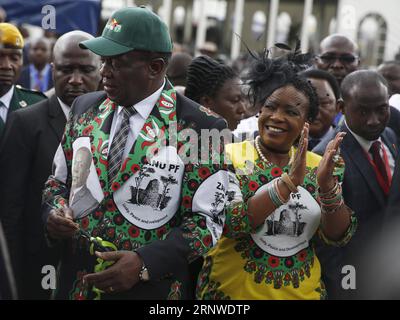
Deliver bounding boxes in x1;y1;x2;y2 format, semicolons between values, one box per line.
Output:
369;140;390;188
0;101;6;135
108;106;137;183
34;71;43;91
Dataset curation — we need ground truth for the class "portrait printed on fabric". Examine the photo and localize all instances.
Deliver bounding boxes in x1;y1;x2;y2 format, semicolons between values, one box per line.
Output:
70;137;104;219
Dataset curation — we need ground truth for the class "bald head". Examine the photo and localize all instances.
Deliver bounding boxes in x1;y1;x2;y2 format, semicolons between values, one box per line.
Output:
52;31;101;106
320;34;358;54
53;31;98;62
315;34;360;85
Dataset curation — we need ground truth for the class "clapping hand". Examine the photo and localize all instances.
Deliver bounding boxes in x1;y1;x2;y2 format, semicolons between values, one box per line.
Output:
317;132;346;192
289;123;309;187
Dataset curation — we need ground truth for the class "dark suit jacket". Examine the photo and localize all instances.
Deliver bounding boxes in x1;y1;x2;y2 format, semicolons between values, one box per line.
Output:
388;106;400;144
316;125;399;299
0;95;66;298
388;157;400;209
0;221;17;300
18;65;53;92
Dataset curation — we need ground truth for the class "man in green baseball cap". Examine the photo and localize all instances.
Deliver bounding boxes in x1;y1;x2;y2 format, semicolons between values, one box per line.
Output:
79;6;173;107
80;6;172;56
43;6;229;300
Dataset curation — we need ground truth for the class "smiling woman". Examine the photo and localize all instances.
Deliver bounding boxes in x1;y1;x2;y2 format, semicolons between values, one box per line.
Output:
196;42;357;300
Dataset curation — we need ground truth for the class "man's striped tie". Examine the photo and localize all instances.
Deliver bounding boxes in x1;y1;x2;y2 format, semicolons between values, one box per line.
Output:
108;106;137;183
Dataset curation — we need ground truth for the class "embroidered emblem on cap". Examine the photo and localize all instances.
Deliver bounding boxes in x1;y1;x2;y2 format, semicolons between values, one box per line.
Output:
105;18;122;32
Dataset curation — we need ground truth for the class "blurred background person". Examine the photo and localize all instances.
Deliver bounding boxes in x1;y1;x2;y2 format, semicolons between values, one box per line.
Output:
18;38;53;92
232;84;259;139
166;52;192;94
314;34;360;87
0;30;101;299
314;34;360;128
0;22;46;139
185;55;246;131
378;60;400;112
378;60;400;96
198;41;218;59
299;69;342;152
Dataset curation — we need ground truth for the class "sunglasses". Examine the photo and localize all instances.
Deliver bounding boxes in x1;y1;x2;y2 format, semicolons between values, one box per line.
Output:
317;54;359;65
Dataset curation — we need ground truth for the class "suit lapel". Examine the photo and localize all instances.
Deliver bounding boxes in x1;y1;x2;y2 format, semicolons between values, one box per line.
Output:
9;88;21;112
0;117;4;136
342;127;386;206
381;130;398;159
48;95;67;141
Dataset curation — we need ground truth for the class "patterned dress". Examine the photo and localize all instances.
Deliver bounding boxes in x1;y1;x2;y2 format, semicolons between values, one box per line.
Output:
196;140;357;300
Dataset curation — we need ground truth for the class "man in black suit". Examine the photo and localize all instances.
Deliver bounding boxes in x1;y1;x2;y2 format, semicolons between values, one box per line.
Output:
315;70;399;299
0;31;101;299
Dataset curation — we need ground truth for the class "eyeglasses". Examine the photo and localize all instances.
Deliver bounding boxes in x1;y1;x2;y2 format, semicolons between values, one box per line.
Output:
317;54;359;65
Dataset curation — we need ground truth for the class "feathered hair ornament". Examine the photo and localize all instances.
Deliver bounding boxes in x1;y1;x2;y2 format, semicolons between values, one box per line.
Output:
245;39;319;121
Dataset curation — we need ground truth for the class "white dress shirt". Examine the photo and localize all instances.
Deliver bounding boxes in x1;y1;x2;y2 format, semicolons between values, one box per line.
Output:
109;80;165;161
345;120;395;176
57;97;71;120
0;85;15;123
389;94;400;112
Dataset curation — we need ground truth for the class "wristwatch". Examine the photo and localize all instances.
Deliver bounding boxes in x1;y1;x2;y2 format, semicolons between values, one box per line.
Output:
139;263;150;282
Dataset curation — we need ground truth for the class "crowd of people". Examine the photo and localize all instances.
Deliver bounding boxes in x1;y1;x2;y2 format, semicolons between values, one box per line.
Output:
0;5;400;300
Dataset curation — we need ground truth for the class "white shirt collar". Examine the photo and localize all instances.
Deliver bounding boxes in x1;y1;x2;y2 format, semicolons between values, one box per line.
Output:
0;85;15;109
57;97;71;120
344;119;381;153
116;79;165;120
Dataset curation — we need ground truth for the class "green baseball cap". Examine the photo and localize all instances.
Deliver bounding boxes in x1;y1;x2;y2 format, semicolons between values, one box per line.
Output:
79;6;172;56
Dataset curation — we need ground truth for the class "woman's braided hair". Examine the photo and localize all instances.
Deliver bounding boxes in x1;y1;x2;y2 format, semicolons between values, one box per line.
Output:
246;41;319;122
185;55;237;103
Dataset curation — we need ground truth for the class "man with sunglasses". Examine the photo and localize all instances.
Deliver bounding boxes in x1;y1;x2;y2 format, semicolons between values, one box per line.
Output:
315;34;360;86
315;34;400;139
